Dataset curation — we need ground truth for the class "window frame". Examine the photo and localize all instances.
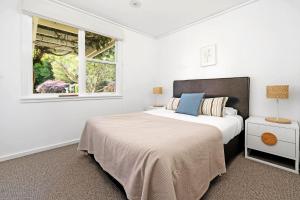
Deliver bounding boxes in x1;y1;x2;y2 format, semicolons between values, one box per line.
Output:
20;15;123;103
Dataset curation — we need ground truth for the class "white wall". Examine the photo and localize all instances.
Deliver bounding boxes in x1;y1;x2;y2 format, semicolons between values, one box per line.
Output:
156;0;300;122
0;0;157;159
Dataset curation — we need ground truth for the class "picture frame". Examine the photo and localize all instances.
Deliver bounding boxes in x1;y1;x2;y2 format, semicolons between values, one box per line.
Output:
200;44;217;67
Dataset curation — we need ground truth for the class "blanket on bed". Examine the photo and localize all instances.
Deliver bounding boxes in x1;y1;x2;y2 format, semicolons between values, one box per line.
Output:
78;112;226;200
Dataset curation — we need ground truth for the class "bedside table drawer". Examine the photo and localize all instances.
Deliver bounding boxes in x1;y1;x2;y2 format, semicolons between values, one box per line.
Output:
247;123;295;143
247;135;296;159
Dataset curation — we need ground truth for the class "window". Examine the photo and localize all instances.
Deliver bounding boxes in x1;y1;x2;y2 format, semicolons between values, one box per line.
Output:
31;16;119;97
85;31;116;93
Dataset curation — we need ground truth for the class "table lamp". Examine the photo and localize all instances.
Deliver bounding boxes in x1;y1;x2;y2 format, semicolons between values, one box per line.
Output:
153;87;163;107
265;85;291;124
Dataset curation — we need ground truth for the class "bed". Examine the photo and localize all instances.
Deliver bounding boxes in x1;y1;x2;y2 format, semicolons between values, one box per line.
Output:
78;77;250;200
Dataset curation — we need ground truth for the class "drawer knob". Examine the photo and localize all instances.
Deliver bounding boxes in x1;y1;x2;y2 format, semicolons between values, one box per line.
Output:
261;132;277;145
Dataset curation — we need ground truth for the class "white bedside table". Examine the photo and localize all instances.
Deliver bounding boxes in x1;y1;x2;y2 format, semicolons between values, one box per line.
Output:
145;106;165;111
245;116;299;174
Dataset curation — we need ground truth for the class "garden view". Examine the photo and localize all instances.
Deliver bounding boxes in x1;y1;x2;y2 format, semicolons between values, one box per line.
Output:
32;17;116;94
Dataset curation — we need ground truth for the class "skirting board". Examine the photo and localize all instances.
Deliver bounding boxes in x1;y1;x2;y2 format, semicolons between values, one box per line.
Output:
0;139;79;162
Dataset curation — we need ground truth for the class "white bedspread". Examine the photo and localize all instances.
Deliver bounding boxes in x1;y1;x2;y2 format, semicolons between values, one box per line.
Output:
144;108;243;144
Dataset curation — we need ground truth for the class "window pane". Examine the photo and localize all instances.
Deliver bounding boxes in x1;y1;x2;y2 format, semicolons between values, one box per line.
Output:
85;31;115;62
85;31;116;93
86;61;116;93
32;17;79;94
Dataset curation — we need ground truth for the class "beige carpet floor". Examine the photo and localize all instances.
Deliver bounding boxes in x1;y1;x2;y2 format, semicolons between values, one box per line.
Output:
0;144;299;200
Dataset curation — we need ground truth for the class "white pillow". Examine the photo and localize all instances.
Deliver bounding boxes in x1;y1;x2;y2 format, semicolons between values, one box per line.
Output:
224;107;238;116
166;97;180;110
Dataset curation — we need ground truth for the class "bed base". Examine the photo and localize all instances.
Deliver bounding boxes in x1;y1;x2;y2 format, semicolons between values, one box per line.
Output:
224;131;244;164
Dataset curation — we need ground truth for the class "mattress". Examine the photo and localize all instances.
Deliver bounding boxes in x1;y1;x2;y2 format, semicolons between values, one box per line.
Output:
144;108;244;144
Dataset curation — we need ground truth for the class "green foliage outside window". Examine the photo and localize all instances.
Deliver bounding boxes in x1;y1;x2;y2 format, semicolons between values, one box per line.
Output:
86;62;116;93
33;59;54;90
93;48;115;62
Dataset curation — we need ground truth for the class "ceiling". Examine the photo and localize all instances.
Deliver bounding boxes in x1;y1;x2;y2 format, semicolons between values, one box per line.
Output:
57;0;253;37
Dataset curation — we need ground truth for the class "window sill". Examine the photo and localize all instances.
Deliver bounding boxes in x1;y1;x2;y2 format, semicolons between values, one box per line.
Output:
20;93;123;103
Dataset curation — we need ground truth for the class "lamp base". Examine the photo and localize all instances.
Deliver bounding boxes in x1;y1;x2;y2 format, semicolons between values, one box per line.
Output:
265;117;291;124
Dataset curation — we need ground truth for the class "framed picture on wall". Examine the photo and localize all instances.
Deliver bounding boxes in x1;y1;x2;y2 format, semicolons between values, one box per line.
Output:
200;44;217;67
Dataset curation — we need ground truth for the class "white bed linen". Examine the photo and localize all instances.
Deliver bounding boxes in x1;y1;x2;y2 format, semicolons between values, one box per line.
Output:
144;108;243;144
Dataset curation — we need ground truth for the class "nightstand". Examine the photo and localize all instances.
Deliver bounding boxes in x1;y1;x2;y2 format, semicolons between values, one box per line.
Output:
145;106;165;111
245;116;299;174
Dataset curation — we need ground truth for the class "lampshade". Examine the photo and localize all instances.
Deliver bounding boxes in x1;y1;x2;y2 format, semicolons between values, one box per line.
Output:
266;85;289;99
153;87;163;95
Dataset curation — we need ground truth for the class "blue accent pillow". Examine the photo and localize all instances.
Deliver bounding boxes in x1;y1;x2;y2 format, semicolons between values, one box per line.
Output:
175;93;205;116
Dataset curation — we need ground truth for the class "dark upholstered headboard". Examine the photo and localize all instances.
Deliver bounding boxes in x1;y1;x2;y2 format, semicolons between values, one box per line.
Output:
173;77;250;120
